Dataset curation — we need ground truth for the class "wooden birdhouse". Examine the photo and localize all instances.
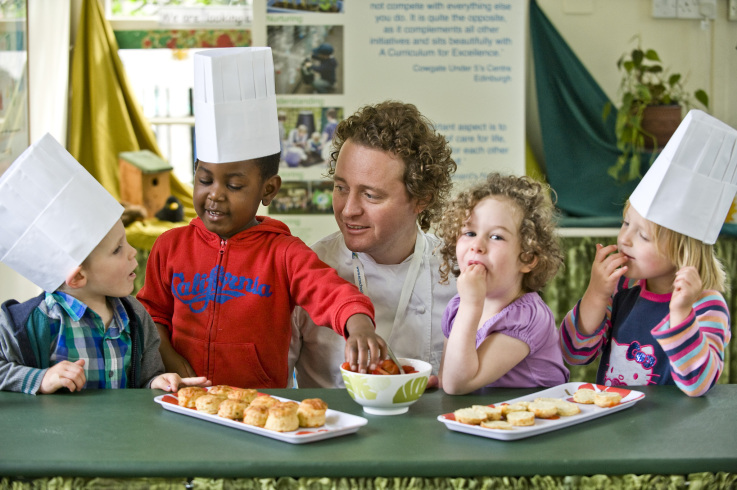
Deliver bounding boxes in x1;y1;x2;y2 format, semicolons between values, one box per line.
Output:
119;150;173;218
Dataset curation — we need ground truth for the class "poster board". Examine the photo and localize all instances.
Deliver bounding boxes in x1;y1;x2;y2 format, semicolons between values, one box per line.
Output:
133;0;526;245
257;0;526;244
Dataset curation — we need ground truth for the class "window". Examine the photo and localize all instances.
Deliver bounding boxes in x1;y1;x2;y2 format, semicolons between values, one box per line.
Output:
108;0;252;186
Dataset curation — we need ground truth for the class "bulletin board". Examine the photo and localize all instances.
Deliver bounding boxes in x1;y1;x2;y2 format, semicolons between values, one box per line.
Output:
117;0;526;245
256;0;526;244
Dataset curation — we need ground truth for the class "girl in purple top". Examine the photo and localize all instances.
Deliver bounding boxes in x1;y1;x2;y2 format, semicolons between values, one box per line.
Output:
435;173;569;394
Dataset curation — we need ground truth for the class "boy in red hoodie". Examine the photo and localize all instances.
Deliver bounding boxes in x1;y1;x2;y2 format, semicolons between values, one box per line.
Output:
137;47;386;388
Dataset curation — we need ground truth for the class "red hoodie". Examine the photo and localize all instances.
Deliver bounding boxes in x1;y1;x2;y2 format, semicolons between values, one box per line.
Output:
137;216;374;388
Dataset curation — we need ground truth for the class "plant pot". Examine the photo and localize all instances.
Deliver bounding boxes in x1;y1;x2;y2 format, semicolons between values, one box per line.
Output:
641;105;682;149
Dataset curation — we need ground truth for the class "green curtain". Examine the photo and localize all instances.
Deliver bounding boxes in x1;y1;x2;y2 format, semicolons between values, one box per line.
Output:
529;0;642;219
68;0;195;220
540;235;737;385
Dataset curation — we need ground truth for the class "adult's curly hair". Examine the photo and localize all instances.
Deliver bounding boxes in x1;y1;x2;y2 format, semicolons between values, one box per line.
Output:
327;101;456;231
434;173;564;293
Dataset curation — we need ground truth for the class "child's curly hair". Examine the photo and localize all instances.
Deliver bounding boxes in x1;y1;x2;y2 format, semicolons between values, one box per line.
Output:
327;100;457;231
435;173;564;293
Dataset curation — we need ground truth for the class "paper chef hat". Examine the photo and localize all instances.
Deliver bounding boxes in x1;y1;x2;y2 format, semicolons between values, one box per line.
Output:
0;134;124;291
629;110;737;245
193;47;280;164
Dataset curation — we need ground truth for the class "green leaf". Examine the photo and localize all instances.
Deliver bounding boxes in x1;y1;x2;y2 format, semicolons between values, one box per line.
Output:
392;377;428;403
602;101;612;122
631;49;644;67
694;89;709;108
644;49;660;62
343;376;379;400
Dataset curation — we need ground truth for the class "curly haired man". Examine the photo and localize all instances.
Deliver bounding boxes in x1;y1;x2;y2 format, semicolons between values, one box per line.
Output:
289;100;458;388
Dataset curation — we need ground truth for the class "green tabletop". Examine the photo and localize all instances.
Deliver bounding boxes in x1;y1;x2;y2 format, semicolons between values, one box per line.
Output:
1;385;735;479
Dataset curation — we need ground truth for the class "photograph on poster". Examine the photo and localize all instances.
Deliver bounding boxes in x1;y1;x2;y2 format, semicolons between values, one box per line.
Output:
269;25;343;94
270;180;334;215
279;106;343;168
0;17;28;175
267;0;343;14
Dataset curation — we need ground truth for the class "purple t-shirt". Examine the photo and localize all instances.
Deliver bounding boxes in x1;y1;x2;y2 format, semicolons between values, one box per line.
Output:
442;292;569;388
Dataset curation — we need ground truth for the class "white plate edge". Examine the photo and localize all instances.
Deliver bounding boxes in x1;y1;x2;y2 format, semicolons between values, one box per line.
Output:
154;393;368;444
438;382;645;441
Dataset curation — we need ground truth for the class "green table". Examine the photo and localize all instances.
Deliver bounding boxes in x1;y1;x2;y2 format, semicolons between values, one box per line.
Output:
1;385;736;481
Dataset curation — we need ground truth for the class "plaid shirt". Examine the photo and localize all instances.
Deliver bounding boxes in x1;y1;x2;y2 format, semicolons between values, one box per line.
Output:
30;292;133;389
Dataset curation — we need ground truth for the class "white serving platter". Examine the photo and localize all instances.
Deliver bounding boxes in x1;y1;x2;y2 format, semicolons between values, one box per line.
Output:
155;392;367;444
438;382;645;441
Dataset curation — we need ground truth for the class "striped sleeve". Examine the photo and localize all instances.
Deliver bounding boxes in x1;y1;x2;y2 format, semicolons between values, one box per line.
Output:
652;290;731;397
559;299;611;366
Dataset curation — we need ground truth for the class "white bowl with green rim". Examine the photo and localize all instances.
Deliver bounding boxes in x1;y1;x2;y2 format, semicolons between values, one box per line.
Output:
340;358;432;415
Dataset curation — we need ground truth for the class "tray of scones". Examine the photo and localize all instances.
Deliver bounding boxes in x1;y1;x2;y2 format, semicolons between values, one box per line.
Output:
154;385;367;444
437;382;644;441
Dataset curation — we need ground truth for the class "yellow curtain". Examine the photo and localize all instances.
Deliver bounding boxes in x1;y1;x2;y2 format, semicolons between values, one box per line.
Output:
68;0;194;220
525;140;546;182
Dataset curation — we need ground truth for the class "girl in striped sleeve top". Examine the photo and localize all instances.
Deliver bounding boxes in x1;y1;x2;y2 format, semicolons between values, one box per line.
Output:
559;201;731;397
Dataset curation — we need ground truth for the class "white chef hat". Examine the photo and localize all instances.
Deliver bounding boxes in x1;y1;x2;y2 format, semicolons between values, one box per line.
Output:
629;110;737;245
0;134;124;291
193;47;280;164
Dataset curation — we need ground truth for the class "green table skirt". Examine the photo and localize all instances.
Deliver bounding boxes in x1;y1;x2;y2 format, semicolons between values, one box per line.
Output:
3;473;736;489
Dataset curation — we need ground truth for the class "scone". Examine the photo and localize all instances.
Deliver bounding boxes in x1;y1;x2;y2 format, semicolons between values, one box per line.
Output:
472;405;502;422
554;399;581;416
594;391;622;408
208;385;234;396
453;407;488;425
243;404;269;427
177;386;207;408
264;401;300;432
480;420;514;430
528;400;558;419
194;394;228;414
533;396;581;416
228;388;258;405
573;388;597;404
249;395;278;410
297;398;328;428
217;399;247;420
506;410;535;427
501;402;530;416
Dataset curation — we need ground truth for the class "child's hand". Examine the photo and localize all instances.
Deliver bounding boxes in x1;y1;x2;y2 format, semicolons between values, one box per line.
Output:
39;359;86;394
578;244;628;335
588;244;628;298
344;314;387;374
457;263;487;305
151;373;212;392
670;266;702;325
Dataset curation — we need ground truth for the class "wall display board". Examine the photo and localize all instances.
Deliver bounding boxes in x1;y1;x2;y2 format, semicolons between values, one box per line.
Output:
0;11;28;176
260;0;526;244
112;0;525;245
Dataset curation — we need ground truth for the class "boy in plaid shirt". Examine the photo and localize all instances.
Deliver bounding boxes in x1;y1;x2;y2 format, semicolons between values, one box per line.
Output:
0;135;210;394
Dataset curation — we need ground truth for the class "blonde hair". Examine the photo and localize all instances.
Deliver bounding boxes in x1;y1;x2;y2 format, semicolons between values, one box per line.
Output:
435;173;563;292
624;201;727;292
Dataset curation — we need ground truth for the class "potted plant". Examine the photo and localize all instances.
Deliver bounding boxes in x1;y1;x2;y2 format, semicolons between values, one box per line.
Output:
603;37;709;182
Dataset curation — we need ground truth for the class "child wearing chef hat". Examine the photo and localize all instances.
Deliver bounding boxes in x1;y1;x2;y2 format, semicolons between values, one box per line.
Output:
136;47;386;388
0;134;210;394
560;110;734;397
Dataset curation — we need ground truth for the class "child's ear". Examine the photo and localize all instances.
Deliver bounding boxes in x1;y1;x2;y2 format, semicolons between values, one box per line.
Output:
64;266;87;290
520;254;539;274
261;175;282;206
